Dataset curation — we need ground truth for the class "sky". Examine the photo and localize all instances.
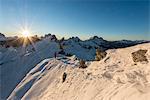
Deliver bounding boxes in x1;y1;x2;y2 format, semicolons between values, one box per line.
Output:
0;0;149;40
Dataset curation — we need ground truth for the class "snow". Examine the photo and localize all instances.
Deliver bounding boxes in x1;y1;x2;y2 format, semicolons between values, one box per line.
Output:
0;34;6;41
0;40;60;99
7;43;150;100
0;36;149;99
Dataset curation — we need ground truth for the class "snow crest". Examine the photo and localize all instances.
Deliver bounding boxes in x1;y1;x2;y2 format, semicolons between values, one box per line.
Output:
8;43;150;100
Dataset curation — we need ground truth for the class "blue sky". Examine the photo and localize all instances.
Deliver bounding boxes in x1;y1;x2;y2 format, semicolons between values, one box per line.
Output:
0;0;149;40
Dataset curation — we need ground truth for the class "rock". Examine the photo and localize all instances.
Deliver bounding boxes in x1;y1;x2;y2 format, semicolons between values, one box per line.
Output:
79;59;87;68
132;49;148;62
95;48;107;61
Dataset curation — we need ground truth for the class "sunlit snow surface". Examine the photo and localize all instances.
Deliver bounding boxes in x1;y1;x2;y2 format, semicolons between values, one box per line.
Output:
7;43;150;100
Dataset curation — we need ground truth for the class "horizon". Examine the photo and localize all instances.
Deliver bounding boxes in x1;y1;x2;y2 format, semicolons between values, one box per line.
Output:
1;33;150;41
0;0;149;40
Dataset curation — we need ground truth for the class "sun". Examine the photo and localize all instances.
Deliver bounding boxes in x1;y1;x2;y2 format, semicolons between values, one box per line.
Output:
22;30;31;37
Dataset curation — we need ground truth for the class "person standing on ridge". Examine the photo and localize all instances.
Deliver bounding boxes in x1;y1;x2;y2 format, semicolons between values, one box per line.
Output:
54;52;57;58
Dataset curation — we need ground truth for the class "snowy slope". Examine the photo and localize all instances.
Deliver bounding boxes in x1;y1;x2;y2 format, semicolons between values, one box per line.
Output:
1;36;149;99
62;37;107;60
0;40;60;99
62;37;149;60
8;43;150;100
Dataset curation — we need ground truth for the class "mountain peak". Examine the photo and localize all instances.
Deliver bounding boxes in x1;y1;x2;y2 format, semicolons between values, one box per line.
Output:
90;36;104;40
0;33;6;41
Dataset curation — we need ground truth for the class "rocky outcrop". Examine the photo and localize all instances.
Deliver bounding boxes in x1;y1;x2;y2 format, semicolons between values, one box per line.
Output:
132;49;148;62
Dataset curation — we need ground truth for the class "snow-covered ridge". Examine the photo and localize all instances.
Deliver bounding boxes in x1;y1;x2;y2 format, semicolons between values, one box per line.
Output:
0;34;149;99
8;43;150;100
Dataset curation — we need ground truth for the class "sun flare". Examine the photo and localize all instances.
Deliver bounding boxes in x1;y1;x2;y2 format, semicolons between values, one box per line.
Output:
22;30;31;37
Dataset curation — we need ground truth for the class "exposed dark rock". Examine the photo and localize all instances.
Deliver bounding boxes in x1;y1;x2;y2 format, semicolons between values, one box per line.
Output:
95;48;107;61
132;49;148;62
79;59;87;68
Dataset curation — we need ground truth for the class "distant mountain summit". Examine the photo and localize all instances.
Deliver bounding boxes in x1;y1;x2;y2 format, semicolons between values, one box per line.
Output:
90;36;104;40
68;37;81;42
0;33;6;41
44;33;57;41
